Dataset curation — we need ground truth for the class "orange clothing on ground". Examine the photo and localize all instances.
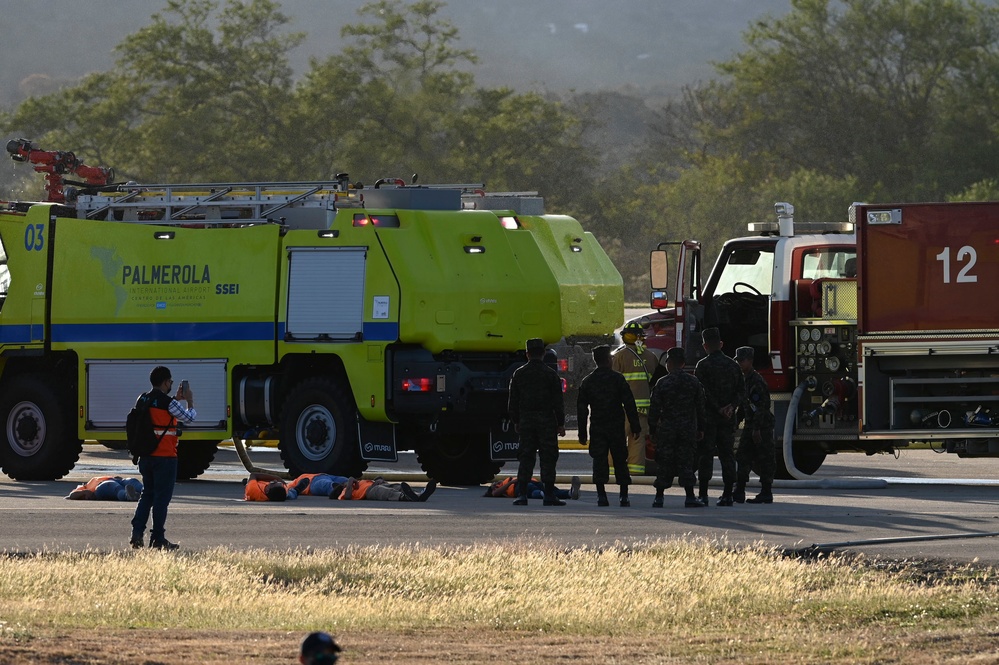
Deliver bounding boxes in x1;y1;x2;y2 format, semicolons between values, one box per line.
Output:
291;473;323;495
245;478;277;501
338;478;374;500
75;476;114;493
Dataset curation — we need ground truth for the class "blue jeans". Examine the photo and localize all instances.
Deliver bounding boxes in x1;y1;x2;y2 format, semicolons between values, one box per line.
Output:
131;456;178;542
95;477;142;501
307;474;349;497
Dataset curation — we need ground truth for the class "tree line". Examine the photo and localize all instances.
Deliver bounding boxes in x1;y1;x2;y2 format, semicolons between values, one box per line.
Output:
3;0;999;301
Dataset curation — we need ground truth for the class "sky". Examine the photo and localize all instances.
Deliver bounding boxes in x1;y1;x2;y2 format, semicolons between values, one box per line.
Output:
0;0;791;107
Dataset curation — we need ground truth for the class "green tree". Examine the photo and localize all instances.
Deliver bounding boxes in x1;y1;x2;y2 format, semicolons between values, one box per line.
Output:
292;0;595;208
2;0;304;182
291;0;477;180
709;0;999;200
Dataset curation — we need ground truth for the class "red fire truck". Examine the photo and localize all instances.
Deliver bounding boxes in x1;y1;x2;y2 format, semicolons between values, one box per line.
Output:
635;201;999;477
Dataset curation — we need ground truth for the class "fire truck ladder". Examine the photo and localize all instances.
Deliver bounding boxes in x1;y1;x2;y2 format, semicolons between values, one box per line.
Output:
74;179;360;227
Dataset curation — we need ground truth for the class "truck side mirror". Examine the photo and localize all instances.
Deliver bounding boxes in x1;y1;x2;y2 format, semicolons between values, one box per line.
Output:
650;249;668;291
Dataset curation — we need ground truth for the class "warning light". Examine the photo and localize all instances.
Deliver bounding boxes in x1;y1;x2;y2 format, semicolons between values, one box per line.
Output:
401;377;433;392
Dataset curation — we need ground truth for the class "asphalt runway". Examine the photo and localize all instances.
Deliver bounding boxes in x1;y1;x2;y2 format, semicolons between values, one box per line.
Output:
3;442;999;565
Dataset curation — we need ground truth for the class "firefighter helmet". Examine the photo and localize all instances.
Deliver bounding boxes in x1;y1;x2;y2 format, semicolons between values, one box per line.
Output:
621;321;645;337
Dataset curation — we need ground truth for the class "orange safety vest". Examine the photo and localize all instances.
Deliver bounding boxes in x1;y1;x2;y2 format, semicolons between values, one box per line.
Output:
487;476;539;497
148;391;180;457
291;473;323;495
338;478;374;500
245;478;281;501
74;476;114;493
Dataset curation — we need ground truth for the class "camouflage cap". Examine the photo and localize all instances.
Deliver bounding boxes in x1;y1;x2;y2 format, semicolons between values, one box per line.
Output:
665;347;685;362
701;327;721;344
735;346;755;361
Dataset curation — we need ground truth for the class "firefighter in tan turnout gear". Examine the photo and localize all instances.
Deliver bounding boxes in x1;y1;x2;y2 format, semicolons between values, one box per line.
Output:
611;321;657;475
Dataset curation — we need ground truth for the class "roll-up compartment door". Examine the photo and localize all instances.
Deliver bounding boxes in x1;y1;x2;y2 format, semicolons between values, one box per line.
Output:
286;247;366;341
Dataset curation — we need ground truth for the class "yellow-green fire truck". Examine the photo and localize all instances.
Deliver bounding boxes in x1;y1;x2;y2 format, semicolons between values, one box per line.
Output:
0;142;622;484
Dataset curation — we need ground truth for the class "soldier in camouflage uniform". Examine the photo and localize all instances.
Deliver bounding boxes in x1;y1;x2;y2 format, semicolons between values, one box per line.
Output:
577;345;641;507
508;338;567;506
694;327;745;506
734;346;776;504
648;347;707;508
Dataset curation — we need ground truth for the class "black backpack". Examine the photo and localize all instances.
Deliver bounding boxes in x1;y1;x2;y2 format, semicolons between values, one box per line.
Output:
126;392;167;463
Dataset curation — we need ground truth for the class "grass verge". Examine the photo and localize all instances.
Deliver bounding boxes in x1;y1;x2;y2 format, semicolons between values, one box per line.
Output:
2;538;999;663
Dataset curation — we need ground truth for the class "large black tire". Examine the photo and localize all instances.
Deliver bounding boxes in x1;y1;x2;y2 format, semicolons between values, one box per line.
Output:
278;378;367;478
774;441;827;479
413;425;502;486
176;440;220;480
0;376;82;480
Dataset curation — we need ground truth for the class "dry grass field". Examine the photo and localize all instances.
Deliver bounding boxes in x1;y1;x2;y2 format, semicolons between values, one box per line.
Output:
2;538;999;664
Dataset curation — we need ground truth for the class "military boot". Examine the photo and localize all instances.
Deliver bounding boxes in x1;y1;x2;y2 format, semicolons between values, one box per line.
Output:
619;484;630;507
512;480;528;505
596;483;610;507
747;482;774;504
543;483;566;506
684;486;704;508
733;482;746;504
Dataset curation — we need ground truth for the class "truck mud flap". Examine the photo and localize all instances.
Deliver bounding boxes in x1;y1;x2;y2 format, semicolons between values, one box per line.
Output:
489;422;520;462
357;419;398;462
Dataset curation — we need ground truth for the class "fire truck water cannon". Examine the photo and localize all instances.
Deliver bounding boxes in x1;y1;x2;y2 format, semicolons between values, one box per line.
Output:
6;138;115;204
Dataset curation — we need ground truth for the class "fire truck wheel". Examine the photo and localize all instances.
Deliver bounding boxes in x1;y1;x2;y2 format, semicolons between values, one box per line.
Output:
0;377;83;480
413;426;502;486
774;443;827;479
176;440;219;480
279;378;367;478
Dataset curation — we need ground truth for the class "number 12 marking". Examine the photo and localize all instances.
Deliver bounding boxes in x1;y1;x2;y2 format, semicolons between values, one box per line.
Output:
935;246;978;284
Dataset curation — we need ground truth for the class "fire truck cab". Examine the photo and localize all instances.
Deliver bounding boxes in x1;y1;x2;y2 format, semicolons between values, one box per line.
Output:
641;203;858;476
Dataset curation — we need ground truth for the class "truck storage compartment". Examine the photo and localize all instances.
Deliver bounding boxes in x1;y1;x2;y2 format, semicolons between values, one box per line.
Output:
860;339;999;447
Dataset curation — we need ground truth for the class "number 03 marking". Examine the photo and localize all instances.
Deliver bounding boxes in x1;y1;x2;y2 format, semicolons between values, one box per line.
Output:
935;245;978;284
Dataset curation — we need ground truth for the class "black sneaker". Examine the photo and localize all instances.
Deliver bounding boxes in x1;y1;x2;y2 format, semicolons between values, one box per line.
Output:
129;536;144;549
418;480;437;502
513;495;528;506
543;496;566;506
716;495;734;507
398;482;421;502
596;494;610;507
732;489;746;504
652;496;664;508
569;476;581;500
684;497;705;508
619;497;631;507
149;538;179;550
698;495;710;506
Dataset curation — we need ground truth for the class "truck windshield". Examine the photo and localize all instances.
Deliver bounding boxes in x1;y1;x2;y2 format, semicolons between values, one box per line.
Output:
713;246;775;295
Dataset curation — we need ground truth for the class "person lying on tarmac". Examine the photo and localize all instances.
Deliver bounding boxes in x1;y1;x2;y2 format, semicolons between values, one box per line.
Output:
243;472;351;501
67;476;142;501
332;477;437;502
484;476;581;501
